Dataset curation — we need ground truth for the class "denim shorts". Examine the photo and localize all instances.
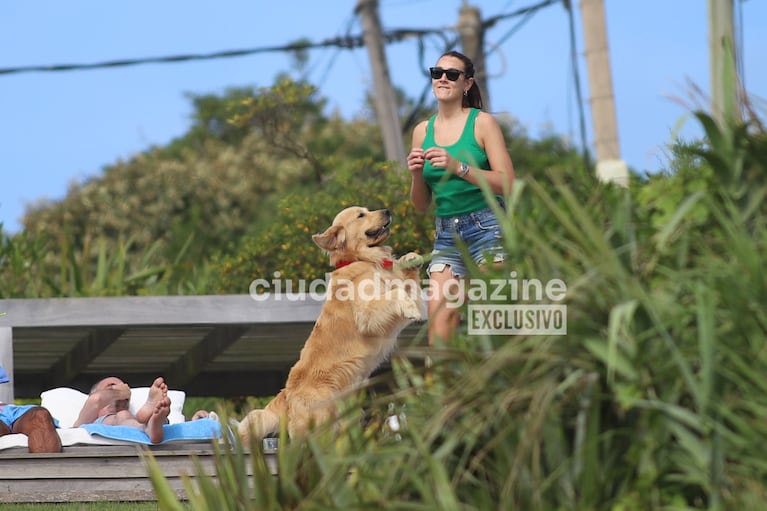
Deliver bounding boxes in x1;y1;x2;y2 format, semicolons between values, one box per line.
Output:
427;204;506;278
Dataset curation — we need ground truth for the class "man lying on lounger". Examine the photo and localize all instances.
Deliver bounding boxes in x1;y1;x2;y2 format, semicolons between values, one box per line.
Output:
0;403;62;453
73;376;174;443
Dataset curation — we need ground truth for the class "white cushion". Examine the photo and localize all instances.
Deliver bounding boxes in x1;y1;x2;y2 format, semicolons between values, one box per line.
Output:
41;386;186;428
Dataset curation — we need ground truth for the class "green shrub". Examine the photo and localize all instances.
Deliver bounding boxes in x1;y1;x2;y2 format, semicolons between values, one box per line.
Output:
211;160;434;293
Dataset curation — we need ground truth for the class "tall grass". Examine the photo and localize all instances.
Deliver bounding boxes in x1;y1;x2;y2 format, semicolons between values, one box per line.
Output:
146;106;766;509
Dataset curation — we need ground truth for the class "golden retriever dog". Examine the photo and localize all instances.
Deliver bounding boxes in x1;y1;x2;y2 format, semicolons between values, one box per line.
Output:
238;206;424;442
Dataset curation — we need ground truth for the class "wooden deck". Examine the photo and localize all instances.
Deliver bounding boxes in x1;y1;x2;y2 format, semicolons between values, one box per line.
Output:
0;442;277;503
0;294;425;502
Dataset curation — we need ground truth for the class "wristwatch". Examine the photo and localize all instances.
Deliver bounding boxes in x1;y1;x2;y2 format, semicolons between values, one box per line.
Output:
458;162;470;178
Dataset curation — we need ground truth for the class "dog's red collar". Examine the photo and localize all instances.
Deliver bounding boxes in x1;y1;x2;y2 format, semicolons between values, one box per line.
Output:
335;259;393;270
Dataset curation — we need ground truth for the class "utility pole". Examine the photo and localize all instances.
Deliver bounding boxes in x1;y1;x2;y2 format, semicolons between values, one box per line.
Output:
458;2;490;110
356;0;406;166
579;0;628;187
708;0;740;127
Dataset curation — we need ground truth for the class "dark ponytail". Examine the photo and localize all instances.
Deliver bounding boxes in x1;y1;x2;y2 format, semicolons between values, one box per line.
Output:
441;50;483;110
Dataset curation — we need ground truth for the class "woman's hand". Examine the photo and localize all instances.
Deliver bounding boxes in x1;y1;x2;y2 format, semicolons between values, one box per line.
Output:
423;147;457;174
407;147;425;174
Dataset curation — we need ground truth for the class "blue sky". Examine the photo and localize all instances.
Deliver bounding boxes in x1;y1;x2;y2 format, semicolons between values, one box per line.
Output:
1;0;765;234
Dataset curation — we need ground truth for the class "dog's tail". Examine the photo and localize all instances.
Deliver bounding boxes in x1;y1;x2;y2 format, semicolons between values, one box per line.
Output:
238;408;281;445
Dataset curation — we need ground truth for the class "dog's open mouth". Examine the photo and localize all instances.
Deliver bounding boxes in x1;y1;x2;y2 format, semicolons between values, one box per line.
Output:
366;219;392;246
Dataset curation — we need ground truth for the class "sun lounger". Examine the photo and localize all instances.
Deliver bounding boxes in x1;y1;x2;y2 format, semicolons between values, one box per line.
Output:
0;386;271;503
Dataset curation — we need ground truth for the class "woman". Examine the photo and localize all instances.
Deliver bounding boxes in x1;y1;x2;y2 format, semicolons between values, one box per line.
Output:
407;50;515;344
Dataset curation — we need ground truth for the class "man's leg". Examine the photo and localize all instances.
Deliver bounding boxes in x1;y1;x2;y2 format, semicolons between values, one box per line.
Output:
13;407;62;453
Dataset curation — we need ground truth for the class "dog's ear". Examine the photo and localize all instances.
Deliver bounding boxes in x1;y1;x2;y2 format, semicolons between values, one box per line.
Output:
312;225;346;252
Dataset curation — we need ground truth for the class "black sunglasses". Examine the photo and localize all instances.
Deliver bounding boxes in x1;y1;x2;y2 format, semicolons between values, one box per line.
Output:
429;67;465;81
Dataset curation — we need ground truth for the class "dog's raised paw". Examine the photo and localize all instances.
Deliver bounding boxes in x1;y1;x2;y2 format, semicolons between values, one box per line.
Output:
398;252;423;270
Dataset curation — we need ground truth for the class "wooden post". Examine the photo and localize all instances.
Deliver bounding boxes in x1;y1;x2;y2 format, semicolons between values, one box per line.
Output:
458;3;490;110
0;327;13;403
356;0;407;167
579;0;628;187
708;0;740;127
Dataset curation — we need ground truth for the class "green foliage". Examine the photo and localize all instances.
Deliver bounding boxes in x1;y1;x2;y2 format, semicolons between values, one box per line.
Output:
0;226;217;298
211;160;433;293
1;76;589;299
209;114;589;293
5;50;764;509
0;224;49;297
164;86;261;156
0;77;403;299
229;75;334;183
184;395;271;420
148;105;767;509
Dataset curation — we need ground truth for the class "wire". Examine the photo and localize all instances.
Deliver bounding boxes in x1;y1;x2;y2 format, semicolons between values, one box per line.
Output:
308;13;360;89
736;0;745;87
564;0;592;172
402;1;563;129
1;1;562;78
482;0;562;30
0;29;438;77
2;1;568;138
484;8;539;58
402;32;461;133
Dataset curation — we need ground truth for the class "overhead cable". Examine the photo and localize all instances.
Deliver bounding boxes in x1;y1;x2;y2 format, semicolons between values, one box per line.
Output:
0;29;436;76
482;0;562;30
1;1;559;77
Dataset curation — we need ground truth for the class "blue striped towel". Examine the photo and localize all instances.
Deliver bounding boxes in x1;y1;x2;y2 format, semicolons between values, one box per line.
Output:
81;417;222;445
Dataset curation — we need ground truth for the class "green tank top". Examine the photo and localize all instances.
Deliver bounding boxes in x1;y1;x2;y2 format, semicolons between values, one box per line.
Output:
422;108;493;217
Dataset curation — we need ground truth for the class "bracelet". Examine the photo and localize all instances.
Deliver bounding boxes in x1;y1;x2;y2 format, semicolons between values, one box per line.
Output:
457;162;470;178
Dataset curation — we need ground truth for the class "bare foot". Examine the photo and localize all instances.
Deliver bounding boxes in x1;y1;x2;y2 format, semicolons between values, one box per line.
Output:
146;396;170;443
135;377;168;424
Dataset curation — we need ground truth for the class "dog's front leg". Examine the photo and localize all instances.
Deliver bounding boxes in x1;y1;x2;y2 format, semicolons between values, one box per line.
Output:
286;393;336;438
352;286;422;336
238;392;286;443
